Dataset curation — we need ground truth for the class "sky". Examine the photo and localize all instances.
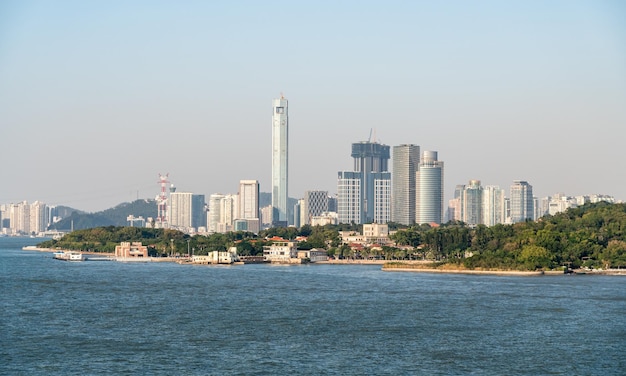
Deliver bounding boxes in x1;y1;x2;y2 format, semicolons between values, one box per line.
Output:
1;0;625;213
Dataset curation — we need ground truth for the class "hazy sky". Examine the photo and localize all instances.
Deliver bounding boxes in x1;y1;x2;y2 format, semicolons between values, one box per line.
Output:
1;0;625;212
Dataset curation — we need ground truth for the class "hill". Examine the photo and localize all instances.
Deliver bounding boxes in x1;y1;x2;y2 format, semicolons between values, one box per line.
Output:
49;199;158;231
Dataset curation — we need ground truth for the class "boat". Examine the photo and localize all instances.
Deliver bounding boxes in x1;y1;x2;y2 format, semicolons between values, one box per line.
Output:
53;251;85;262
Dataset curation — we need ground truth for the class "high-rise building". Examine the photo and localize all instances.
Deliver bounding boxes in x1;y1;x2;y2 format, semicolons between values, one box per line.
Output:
462;180;483;226
11;202;29;234
238;180;259;220
237;180;260;233
448;184;466;222
337;171;362;224
510;180;534;223
169;192;205;231
208;193;237;234
208;194;225;234
29;201;48;234
482;185;505;226
392;144;420;225
416;151;444;224
337;141;391;224
301;190;329;226
372;173;392;224
328;195;337;213
271;95;289;226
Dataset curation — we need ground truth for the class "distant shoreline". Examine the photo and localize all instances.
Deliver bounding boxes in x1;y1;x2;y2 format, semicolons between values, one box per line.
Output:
382;266;546;276
382;264;626;276
20;247;626;275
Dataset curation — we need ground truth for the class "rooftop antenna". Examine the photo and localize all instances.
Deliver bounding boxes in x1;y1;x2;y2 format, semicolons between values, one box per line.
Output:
368;128;372;142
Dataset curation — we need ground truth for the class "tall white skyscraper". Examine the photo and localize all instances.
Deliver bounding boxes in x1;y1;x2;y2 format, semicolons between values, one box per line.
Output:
238;180;260;233
238;180;259;220
462;180;483;226
208;194;237;234
29;201;48;234
271;95;289;226
337;172;362;224
416;151;444;224
392;144;420;225
482;185;505;226
169;192;205;231
510;180;534;223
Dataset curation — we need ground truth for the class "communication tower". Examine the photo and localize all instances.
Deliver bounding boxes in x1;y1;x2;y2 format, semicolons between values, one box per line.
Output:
156;173;170;228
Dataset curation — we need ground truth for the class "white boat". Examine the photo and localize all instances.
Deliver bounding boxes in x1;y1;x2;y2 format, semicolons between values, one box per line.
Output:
53;251;85;262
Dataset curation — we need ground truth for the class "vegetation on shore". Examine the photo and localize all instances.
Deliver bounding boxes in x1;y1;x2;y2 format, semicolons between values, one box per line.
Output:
38;202;626;271
389;202;626;271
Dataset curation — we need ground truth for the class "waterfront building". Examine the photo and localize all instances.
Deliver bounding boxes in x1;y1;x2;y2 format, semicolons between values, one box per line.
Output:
115;242;148;258
416;151;444;224
510;180;534;223
271;95;289;226
392;144;420;225
337;141;391;224
297;249;328;262
263;239;298;263
482;185;506;226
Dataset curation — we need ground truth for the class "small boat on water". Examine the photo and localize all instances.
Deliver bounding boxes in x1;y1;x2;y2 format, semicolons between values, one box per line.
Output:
53;251;85;262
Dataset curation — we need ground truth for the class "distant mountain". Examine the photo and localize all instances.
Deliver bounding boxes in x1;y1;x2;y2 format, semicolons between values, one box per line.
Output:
49;199;158;231
54;205;85;218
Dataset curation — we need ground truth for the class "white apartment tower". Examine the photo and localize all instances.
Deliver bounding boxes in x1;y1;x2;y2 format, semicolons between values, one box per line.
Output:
271;95;289;226
169;192;205;231
29;201;48;234
416;151;444;224
462;180;483;226
510;180;534;223
337;172;362;224
392;144;420;225
238;180;260;233
208;194;237;234
482;185;506;226
238;180;259;220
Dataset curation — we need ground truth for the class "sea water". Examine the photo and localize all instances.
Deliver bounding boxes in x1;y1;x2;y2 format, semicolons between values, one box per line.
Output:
1;237;625;375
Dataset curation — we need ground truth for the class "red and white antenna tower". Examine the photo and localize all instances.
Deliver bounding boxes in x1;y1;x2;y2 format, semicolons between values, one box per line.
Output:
156;173;170;228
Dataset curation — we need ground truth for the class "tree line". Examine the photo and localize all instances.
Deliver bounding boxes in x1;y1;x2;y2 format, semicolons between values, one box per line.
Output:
38;202;626;270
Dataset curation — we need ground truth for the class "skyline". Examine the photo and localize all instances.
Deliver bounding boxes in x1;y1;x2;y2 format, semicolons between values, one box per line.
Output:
2;1;625;212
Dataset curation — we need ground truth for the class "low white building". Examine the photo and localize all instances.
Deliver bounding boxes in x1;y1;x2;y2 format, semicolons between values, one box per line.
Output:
263;240;298;263
297;248;328;262
192;247;239;264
